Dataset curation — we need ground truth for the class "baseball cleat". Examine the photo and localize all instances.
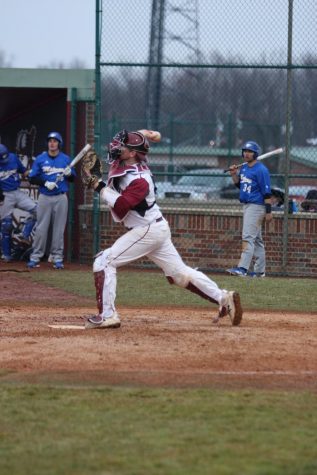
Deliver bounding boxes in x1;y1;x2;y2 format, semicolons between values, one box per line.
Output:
27;259;40;268
227;291;243;326
226;267;248;277
53;261;64;270
212;304;228;324
2;255;13;263
248;271;265;278
85;312;121;329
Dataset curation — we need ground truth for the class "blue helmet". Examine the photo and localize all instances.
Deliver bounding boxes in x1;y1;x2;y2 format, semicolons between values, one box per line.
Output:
241;141;261;158
47;131;63;148
0;143;9;163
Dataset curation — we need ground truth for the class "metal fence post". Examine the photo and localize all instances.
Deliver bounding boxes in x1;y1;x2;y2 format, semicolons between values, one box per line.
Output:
282;0;294;274
93;0;102;255
168;114;175;183
67;87;77;262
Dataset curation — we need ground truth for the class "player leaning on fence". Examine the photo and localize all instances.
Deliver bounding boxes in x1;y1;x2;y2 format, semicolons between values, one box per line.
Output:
227;141;272;278
80;128;243;329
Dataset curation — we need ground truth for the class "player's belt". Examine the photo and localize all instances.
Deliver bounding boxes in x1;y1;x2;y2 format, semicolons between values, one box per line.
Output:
126;216;163;231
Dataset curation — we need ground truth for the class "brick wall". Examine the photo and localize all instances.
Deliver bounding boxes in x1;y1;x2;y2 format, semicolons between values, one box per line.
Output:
78;205;317;277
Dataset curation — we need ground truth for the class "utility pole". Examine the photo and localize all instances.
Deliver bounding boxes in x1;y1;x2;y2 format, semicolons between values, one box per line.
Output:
146;0;201;130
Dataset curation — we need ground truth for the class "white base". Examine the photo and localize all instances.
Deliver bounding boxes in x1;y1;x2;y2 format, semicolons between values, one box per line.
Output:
48;324;85;330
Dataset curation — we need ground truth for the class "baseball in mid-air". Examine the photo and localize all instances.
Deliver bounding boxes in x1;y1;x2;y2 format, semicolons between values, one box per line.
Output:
138;129;162;142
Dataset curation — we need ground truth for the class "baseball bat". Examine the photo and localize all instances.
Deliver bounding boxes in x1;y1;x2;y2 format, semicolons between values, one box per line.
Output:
56;143;92;183
224;147;284;172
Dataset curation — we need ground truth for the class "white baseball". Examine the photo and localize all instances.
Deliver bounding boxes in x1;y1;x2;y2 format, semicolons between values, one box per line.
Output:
138;129;161;143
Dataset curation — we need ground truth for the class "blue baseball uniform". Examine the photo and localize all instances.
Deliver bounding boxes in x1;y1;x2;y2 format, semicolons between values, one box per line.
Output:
235;161;271;275
227;139;273;278
28;150;76;267
0;153;26;191
0;153;37;261
28;151;73;195
238;162;271;204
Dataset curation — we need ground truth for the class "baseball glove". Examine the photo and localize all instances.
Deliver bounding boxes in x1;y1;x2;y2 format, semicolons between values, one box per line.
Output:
81;150;103;189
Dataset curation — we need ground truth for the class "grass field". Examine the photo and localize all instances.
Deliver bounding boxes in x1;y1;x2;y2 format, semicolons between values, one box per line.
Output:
1;386;317;475
22;269;317;312
1;269;317;475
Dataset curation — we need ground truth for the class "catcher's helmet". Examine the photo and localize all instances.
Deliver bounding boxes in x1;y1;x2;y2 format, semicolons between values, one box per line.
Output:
0;143;9;163
47;131;63;148
107;129;149;163
125;131;149;154
241;141;261;158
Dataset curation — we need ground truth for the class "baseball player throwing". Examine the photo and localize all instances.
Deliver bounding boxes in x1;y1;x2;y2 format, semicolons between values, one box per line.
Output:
84;129;243;329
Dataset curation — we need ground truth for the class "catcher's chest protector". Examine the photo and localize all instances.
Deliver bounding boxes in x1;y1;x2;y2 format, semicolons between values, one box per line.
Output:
107;162;150;182
115;169;156;206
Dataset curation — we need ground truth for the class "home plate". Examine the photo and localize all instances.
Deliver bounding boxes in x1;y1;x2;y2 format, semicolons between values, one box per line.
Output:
48;324;85;330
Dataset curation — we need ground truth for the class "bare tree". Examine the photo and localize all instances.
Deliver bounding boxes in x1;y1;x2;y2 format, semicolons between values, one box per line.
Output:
37;58;88;69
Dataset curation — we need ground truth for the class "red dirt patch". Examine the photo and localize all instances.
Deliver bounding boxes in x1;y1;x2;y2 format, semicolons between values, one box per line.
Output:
1;273;316;390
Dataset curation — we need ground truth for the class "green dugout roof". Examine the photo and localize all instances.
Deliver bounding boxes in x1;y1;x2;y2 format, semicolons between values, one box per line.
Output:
0;68;94;101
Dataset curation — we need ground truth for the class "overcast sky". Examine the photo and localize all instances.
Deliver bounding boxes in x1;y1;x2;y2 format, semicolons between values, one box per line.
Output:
1;1;316;69
1;0;95;68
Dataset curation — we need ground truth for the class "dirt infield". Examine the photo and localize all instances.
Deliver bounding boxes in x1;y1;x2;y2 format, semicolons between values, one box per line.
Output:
1;272;316;390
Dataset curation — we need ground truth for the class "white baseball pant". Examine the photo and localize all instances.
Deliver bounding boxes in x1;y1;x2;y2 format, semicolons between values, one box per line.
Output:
93;219;227;318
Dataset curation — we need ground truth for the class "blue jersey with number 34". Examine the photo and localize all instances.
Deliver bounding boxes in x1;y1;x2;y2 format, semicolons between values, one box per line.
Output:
238;162;271;205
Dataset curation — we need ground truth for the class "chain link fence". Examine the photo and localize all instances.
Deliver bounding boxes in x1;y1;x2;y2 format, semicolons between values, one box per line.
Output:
92;0;317;266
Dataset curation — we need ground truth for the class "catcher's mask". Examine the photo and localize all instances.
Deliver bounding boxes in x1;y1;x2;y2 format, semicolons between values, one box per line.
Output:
0;143;9;164
107;129;150;163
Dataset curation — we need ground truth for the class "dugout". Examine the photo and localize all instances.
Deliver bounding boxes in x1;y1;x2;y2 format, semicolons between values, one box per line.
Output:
0;68;95;260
